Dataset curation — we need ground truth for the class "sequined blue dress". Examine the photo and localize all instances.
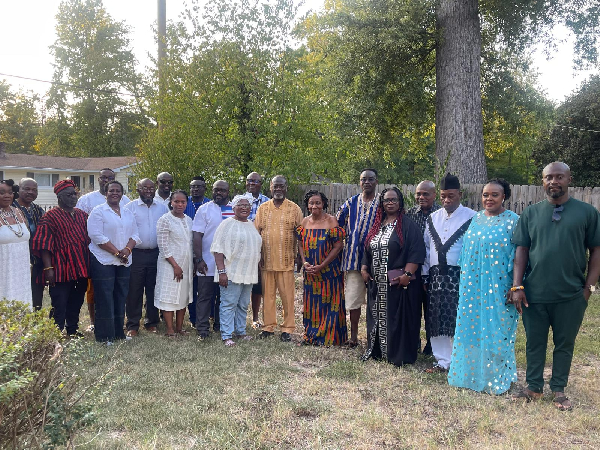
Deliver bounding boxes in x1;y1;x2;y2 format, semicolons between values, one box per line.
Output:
448;210;519;394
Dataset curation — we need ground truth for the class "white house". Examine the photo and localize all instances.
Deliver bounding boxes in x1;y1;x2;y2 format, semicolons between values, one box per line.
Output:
0;150;138;208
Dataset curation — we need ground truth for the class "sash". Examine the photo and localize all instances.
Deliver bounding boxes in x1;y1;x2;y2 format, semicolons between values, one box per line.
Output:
426;215;472;266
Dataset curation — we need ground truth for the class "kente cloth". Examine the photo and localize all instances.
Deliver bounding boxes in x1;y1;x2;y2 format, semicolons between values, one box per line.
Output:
296;225;347;346
254;199;303;271
448;210;519;394
336;193;379;271
32;207;90;283
12;200;44;265
361;215;426;366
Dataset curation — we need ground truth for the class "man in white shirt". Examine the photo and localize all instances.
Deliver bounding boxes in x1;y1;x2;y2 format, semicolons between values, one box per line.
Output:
154;172;174;206
76;168;131;213
192;180;231;339
76;168;131;331
422;174;476;373
124;179;169;337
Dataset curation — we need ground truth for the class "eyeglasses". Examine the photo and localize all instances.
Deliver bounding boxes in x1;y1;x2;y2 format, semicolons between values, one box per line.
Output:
159;179;174;184
382;198;399;204
360;177;376;183
246;179;261;184
552;205;564;222
99;176;115;182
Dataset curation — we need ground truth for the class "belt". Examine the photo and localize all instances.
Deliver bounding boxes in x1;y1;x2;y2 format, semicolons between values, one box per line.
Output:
133;247;159;252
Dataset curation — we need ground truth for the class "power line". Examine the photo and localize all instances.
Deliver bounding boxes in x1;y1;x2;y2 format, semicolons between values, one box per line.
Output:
553;124;600;134
0;72;140;97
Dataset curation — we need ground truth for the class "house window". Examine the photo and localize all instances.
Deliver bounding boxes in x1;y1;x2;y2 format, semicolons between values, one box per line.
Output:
71;176;81;189
25;172;60;187
89;175;94;190
0;171;4;180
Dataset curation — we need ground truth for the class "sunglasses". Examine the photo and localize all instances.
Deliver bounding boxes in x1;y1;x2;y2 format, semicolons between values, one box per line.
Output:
246;179;261;184
159;179;174;184
552;205;564;222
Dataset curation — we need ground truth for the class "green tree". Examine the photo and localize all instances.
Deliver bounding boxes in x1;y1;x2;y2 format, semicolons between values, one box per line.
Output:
38;0;149;157
0;81;41;154
533;75;600;186
137;0;334;190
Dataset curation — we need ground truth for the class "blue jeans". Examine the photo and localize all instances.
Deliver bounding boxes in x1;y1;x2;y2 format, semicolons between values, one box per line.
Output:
90;254;130;342
219;281;252;340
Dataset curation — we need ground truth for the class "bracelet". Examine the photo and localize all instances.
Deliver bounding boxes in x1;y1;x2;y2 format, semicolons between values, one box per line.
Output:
510;285;525;292
123;247;132;255
217;268;227;275
43;266;54;271
115;251;121;257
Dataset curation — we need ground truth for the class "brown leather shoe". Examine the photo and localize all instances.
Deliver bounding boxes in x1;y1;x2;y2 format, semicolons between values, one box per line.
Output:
146;326;158;333
126;330;138;337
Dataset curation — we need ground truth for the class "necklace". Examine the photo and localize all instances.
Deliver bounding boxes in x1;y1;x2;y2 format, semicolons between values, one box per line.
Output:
0;207;24;237
309;214;326;223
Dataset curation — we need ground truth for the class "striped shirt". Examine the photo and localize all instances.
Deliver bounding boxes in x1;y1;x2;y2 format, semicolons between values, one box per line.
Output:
220;205;234;220
32;207;90;283
12;200;45;265
336;193;380;271
184;196;210;219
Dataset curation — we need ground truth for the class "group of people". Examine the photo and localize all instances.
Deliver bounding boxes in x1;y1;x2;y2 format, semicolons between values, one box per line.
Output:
1;160;598;411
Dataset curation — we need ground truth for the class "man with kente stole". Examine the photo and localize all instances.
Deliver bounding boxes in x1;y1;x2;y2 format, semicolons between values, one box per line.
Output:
422;174;475;373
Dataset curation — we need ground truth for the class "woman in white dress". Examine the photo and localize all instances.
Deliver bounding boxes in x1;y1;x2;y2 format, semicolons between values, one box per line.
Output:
211;194;262;347
0;179;32;306
155;190;193;337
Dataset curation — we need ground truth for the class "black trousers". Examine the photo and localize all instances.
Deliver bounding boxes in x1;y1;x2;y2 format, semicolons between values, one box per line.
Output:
31;263;45;310
49;278;87;334
195;276;220;335
125;248;160;331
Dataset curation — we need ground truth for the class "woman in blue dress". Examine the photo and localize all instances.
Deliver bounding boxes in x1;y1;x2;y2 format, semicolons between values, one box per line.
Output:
448;179;519;394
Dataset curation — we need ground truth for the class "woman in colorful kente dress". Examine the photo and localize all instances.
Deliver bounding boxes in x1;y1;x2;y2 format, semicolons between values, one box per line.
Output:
360;187;425;366
448;179;519;394
296;190;347;346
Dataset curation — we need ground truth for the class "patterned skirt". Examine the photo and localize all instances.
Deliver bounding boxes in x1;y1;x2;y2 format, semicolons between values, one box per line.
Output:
426;265;460;338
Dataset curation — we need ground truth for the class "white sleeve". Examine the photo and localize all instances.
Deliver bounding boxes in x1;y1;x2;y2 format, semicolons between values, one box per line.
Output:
87;207;110;245
422;222;430;276
156;216;173;258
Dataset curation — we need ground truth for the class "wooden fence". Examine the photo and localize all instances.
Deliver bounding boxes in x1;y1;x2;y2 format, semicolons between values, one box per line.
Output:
292;183;600;214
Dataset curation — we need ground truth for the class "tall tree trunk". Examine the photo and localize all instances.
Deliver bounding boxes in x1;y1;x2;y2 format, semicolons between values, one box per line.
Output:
435;0;487;184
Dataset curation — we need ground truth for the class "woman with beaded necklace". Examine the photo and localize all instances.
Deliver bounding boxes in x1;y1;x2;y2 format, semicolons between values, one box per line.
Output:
0;179;32;306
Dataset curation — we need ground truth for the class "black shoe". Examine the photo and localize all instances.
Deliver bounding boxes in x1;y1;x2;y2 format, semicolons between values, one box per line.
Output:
280;332;292;342
258;331;274;339
423;343;433;356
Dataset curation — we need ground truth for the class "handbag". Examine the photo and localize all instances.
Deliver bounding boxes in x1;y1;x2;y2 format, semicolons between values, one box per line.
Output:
388;268;416;286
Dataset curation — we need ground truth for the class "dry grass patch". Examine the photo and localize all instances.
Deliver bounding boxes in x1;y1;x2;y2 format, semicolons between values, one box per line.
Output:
39;289;600;449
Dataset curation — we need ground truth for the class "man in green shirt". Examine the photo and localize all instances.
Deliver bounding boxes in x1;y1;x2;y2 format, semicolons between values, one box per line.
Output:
511;162;600;411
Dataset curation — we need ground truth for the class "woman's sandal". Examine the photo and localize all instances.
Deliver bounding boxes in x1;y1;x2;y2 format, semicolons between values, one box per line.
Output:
553;394;573;411
175;329;189;336
165;332;176;339
424;364;448;374
511;389;543;403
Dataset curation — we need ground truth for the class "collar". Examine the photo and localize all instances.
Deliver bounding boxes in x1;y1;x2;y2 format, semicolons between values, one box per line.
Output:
136;198;156;207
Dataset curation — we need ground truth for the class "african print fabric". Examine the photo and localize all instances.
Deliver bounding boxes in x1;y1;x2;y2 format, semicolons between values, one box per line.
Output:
364;222;395;359
296;226;347;346
448;210;519;394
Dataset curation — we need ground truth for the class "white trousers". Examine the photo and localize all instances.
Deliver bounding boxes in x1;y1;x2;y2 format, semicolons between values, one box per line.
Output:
430;336;454;369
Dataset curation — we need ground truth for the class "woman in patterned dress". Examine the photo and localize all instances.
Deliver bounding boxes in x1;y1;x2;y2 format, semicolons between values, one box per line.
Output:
448;179;519;394
296;191;347;346
154;190;194;337
360;187;425;366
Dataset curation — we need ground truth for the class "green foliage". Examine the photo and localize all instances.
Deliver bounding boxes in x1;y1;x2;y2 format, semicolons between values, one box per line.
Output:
0;301;101;449
38;0;150;157
0;81;41;154
533;75;600;186
137;0;334;191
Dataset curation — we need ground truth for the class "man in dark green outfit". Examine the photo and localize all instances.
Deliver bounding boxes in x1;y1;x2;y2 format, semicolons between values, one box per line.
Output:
511;161;600;411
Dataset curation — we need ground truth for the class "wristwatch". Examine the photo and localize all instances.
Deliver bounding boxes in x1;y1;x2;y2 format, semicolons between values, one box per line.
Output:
404;271;413;278
585;285;596;293
194;257;204;264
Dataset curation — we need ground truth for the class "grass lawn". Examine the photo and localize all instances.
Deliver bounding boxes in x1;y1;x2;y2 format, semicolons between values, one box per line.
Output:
60;281;599;449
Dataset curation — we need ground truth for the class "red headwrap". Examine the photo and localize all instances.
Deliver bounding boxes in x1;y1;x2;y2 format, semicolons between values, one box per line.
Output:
54;179;76;195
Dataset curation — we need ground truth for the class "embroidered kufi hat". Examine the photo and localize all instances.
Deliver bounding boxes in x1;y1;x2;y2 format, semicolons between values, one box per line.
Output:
231;193;253;207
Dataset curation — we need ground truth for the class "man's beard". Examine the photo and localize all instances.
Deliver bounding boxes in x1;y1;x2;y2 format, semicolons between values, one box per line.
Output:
546;186;566;199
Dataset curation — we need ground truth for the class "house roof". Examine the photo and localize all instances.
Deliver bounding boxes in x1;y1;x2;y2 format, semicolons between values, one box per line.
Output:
0;153;138;172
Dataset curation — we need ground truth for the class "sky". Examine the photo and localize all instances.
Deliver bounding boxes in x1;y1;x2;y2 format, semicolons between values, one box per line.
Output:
0;0;597;104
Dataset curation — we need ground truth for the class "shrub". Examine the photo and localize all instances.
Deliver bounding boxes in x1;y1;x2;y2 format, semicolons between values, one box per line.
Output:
0;301;100;449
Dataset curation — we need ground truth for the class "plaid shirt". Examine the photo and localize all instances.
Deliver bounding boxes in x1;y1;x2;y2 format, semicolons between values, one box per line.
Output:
406;203;441;234
247;192;270;221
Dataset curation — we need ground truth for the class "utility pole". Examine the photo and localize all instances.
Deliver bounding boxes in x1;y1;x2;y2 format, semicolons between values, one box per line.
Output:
157;0;166;130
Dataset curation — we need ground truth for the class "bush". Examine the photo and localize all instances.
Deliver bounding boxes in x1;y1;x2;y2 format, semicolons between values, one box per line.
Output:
0;301;98;449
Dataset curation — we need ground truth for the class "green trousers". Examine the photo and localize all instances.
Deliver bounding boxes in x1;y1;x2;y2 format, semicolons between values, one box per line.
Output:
521;295;588;393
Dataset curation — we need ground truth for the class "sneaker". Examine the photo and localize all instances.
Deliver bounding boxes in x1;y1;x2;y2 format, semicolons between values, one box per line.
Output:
258;331;274;339
280;332;292;342
197;333;209;342
105;341;114;347
252;321;263;330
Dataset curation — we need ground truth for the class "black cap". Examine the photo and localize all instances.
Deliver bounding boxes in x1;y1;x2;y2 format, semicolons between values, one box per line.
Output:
440;173;460;190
